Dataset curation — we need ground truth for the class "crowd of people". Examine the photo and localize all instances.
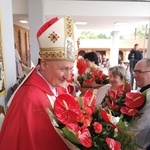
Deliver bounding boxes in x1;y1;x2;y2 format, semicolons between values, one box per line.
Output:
0;15;149;150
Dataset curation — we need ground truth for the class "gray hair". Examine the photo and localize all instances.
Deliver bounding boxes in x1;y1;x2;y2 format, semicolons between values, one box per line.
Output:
109;65;127;81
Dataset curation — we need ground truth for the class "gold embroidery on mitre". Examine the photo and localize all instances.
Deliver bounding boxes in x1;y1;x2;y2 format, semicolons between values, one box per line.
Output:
48;31;59;43
65;16;74;38
40;47;67;60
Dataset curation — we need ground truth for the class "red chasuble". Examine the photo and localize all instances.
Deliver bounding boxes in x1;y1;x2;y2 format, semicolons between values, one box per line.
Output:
0;69;69;150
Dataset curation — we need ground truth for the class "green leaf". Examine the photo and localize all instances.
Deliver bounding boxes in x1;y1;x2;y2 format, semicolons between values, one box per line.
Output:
142;91;147;98
62;127;81;144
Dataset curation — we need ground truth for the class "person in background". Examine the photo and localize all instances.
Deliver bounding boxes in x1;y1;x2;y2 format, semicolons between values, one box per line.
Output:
118;54;122;65
96;65;128;105
84;51;99;72
77;51;103;93
0;16;78;150
132;58;150;150
14;44;24;79
78;50;86;59
119;61;126;69
128;43;143;89
102;54;106;63
105;58;110;67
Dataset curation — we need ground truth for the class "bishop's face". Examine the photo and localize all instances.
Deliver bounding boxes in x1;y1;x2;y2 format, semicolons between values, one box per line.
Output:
40;60;74;87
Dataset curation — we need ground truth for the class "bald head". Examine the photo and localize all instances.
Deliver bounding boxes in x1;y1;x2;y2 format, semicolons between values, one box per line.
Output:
39;59;74;87
133;58;150;88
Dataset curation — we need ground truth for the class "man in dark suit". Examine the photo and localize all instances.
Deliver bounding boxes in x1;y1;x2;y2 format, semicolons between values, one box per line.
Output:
128;43;143;89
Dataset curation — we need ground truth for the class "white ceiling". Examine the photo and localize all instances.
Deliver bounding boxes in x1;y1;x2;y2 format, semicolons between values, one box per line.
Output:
12;0;150;33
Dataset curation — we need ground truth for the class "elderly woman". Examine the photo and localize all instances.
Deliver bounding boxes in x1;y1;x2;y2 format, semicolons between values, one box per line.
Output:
96;65;128;105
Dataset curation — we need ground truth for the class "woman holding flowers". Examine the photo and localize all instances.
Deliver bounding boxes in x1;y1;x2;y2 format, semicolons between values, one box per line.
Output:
76;52;109;93
96;65;129;105
95;64;147;149
83;52;99;72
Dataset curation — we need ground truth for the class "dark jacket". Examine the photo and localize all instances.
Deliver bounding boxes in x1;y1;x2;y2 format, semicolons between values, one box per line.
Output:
128;49;143;69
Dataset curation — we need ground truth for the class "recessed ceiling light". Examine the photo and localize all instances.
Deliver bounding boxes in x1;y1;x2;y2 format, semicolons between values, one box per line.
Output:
114;22;129;26
19;20;28;24
75;22;87;25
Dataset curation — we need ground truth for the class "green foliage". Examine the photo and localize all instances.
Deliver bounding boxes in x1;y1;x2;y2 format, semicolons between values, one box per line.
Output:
79;24;149;40
82;73;93;81
97;33;111;39
62;127;80;144
79;31;111;39
115;115;138;150
130;24;149;39
79;31;98;39
95;78;109;85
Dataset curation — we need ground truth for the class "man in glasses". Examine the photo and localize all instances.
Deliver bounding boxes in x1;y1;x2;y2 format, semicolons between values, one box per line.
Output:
128;44;143;89
133;58;150;89
132;58;150;150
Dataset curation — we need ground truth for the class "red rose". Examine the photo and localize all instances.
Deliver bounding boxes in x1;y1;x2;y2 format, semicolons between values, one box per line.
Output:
93;122;103;134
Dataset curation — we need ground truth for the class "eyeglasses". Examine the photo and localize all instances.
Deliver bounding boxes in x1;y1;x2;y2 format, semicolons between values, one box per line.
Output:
133;70;150;74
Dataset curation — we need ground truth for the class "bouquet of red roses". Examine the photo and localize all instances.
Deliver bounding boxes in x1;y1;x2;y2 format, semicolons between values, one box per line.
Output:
51;90;139;150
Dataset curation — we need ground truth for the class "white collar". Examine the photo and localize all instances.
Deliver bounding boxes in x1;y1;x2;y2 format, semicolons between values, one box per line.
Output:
36;69;58;96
